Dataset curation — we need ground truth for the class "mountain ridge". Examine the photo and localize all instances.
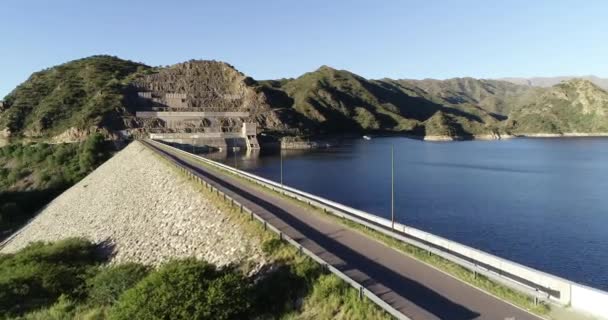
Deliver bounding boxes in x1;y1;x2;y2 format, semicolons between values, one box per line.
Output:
2;56;608;143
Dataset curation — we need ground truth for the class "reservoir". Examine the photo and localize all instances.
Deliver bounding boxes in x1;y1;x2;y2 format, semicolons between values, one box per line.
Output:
211;137;608;290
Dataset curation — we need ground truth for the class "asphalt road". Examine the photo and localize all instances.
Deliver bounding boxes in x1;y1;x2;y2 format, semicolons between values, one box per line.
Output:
145;141;543;320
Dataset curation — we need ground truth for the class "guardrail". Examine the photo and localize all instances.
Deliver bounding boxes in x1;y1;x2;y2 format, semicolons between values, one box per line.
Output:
147;139;608;319
143;140;411;320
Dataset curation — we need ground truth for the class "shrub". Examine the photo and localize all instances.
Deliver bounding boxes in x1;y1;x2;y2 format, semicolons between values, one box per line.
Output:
86;263;149;305
251;258;323;316
0;238;101;316
79;133;107;172
110;259;250;320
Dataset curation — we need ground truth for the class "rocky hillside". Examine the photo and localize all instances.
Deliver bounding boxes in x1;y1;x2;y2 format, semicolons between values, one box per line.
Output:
505;79;608;134
129;60;302;131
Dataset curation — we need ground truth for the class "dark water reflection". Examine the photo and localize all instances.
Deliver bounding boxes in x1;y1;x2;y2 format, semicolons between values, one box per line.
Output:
207;137;608;290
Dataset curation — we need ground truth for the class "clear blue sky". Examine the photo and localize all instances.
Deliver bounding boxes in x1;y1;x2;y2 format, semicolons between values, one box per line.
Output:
2;0;607;97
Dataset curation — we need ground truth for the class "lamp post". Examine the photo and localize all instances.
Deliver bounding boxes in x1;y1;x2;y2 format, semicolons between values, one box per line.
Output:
260;133;284;189
391;145;395;230
234;147;238;169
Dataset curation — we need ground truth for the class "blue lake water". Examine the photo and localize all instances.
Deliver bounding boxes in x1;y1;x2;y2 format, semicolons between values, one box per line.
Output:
212;137;608;290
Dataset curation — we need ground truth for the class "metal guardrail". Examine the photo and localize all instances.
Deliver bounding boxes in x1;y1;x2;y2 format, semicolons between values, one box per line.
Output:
146;139;561;304
143;140;411;320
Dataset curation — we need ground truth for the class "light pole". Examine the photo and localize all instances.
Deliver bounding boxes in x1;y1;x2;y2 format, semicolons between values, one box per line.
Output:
234;147;238;169
391;145;395;229
260;133;284;189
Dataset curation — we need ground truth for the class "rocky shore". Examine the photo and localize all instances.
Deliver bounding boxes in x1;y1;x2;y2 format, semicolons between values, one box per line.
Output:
1;141;265;268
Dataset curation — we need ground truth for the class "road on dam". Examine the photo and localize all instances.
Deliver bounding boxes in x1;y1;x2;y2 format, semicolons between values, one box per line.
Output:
144;141;543;320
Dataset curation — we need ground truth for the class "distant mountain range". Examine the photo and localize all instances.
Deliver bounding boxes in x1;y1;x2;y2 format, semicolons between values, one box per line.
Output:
1;56;608;142
500;76;608;90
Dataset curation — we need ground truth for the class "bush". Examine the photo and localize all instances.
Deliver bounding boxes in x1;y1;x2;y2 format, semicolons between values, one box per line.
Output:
110;259;250;320
86;263;149;305
251;258;323;316
0;238;102;316
79;133;107;172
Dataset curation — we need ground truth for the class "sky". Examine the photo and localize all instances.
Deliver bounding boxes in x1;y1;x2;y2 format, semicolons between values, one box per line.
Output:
1;0;607;97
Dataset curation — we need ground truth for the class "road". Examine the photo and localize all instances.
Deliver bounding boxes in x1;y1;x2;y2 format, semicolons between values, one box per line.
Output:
145;141;543;320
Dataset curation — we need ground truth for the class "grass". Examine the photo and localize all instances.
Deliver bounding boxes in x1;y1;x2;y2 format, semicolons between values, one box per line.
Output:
156;141;551;316
149;142;392;319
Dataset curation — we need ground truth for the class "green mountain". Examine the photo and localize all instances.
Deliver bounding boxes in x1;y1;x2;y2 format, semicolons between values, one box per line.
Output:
505;79;608;134
388;77;541;117
0;56;150;142
265;66;502;137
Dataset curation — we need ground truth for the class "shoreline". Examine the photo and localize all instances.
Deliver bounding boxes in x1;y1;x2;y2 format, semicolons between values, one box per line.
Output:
296;132;608;147
421;132;608;142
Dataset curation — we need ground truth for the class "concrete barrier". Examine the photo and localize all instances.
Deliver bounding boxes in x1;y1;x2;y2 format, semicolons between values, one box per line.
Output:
149;139;608;319
571;284;608;317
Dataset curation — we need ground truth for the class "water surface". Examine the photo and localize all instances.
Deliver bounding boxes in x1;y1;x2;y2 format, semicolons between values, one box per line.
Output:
210;137;608;290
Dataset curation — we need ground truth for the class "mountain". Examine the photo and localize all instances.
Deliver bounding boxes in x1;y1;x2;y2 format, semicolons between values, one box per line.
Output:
2;56;608;141
501;76;608;90
0;56;150;142
264;67;502;137
505;79;608;134
389;77;542;117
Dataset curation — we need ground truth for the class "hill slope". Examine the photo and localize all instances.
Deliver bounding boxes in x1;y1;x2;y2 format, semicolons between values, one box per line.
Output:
1;56;150;142
501;76;608;90
506;79;608;134
389;77;542;117
266;67;502;137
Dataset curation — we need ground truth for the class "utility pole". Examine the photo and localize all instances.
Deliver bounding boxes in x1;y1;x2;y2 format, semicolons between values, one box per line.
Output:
234;149;238;169
391;145;395;229
280;149;283;189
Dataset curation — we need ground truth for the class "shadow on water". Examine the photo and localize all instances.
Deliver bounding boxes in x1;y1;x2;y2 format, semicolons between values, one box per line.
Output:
406;161;547;174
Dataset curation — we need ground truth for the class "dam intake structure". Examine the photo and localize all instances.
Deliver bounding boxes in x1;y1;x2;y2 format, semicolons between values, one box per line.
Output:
131;60;272;150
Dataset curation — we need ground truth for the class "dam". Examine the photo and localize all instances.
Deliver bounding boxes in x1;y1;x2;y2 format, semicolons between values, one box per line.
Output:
133;90;260;150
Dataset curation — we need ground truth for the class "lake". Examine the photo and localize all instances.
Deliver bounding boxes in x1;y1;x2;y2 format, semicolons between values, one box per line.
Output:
210;137;608;290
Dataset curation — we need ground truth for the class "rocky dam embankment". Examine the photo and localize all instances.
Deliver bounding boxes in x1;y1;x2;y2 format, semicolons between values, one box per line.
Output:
0;141;265;267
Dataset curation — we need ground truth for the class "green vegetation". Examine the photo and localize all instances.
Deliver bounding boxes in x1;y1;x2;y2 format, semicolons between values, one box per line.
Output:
0;133;111;236
506;79;608;134
0;238;102;316
86;263;149;306
110;259;249;320
0;55;149;139
261;66;506;137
